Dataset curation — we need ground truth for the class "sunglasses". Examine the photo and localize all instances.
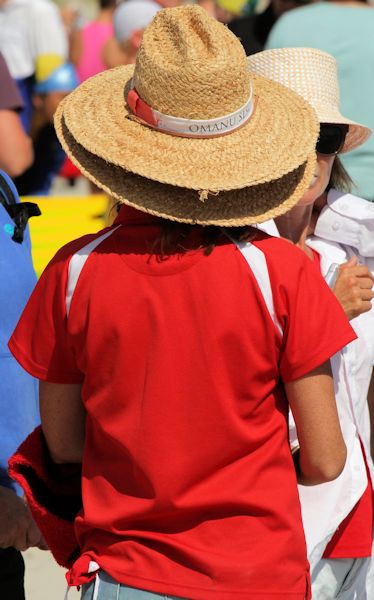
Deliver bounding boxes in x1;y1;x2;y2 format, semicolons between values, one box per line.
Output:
316;124;349;155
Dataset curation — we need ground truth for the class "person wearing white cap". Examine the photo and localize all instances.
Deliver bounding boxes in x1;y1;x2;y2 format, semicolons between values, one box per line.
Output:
114;0;160;62
102;0;160;67
105;0;214;68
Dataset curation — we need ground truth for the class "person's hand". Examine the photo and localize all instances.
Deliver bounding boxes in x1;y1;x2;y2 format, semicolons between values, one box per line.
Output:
0;486;47;551
24;504;48;550
332;257;374;320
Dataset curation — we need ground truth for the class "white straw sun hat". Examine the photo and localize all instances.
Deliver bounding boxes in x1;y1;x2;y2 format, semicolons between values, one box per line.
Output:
55;6;319;226
247;47;371;154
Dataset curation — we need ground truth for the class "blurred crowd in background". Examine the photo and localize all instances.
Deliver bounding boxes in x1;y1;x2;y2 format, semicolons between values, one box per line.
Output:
1;0;374;202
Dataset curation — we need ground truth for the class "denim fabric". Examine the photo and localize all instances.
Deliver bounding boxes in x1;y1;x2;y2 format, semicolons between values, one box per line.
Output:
312;557;370;599
81;572;184;600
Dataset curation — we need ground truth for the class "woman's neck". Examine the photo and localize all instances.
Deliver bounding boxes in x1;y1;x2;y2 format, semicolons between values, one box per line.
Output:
275;204;314;260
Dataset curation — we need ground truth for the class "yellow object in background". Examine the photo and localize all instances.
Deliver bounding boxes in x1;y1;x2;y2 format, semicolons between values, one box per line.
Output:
27;195;111;277
35;54;64;82
215;0;248;15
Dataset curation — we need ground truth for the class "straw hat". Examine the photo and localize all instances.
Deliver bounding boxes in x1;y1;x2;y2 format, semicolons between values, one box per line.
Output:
55;5;319;226
247;48;371;154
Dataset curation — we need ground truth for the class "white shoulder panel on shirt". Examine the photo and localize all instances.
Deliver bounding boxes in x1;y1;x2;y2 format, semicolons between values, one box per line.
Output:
228;236;283;337
66;228;283;336
66;226;121;316
255;219;280;237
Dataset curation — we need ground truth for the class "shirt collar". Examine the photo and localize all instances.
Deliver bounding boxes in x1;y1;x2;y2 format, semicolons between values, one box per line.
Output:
114;204;162;226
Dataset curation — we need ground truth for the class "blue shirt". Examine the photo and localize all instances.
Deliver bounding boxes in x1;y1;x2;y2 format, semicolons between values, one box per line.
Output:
0;203;39;492
267;2;374;201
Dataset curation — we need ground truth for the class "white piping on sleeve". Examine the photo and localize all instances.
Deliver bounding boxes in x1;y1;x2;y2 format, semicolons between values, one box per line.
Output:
66;226;121;316
229;236;283;337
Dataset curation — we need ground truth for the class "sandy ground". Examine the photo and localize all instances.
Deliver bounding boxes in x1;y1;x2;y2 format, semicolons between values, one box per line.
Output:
23;549;80;600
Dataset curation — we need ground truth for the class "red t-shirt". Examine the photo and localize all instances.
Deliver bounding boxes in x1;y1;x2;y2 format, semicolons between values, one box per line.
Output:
9;207;356;600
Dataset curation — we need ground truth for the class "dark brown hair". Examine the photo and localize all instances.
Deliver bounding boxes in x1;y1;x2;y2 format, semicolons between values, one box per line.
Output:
328;155;353;193
100;0;117;9
111;200;257;257
153;222;257;258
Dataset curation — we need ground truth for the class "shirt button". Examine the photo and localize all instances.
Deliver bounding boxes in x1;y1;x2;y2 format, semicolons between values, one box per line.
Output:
332;221;340;231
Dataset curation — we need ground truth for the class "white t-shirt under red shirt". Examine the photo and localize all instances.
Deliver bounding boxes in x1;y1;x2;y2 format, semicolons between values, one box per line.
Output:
9;206;356;600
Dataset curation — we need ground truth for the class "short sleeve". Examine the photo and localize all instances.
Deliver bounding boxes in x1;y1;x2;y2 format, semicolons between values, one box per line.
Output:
267;244;357;382
8;245;84;384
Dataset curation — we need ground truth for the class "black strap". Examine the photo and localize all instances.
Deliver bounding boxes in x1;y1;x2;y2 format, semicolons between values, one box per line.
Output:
0;172;41;243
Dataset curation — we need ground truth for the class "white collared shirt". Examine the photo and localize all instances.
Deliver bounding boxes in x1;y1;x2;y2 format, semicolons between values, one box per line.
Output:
301;189;374;573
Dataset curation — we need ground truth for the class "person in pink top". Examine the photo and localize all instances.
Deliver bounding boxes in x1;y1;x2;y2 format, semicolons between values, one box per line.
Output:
70;0;117;83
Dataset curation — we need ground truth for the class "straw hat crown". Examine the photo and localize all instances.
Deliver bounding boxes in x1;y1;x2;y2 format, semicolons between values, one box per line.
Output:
133;5;250;119
247;48;371;153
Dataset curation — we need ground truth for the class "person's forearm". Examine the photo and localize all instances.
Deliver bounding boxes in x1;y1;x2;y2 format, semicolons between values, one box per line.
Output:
40;381;85;463
286;362;346;485
0;110;33;177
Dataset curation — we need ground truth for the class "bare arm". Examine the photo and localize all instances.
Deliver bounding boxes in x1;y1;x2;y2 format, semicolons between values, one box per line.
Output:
286;361;346;485
40;381;85;464
0;110;33;177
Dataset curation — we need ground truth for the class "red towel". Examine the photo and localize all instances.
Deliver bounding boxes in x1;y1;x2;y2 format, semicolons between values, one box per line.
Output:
8;426;82;568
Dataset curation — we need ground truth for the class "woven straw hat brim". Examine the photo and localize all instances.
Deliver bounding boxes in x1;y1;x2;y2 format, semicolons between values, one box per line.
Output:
55;109;317;226
312;105;371;154
59;65;318;193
